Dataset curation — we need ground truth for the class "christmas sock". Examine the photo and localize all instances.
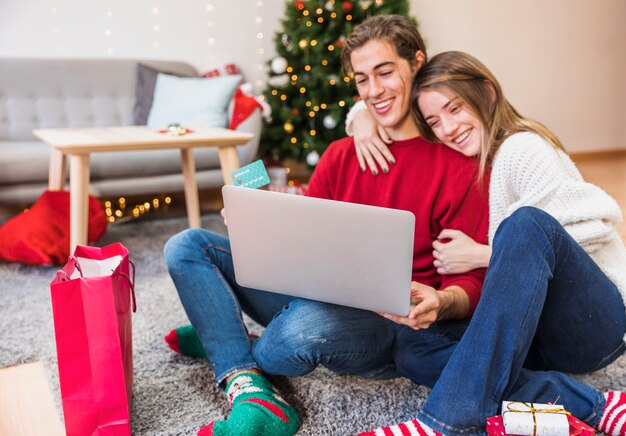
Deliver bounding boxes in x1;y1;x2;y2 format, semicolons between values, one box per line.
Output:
597;391;626;436
164;325;207;359
165;325;260;359
198;372;300;436
358;418;443;436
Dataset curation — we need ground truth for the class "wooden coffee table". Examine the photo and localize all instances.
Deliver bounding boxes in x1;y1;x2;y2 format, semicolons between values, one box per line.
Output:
33;126;253;251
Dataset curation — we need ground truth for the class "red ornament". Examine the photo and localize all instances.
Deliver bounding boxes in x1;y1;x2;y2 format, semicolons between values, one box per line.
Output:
292;108;300;116
335;37;346;48
295;0;305;11
342;1;353;12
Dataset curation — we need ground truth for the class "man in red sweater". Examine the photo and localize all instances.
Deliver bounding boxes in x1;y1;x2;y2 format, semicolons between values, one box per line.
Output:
164;15;489;436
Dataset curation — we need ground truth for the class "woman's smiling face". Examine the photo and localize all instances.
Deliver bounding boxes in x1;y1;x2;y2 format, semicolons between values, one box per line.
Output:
418;87;484;158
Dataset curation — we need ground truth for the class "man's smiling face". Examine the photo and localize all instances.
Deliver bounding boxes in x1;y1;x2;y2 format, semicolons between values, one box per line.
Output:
351;39;422;141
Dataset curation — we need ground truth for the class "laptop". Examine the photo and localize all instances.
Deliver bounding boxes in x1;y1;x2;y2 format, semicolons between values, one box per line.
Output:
222;185;415;315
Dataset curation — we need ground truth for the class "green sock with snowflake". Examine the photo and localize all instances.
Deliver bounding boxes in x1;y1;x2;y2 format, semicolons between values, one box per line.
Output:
198;372;300;436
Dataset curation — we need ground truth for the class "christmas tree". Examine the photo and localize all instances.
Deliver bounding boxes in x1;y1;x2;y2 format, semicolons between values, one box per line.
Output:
259;0;413;167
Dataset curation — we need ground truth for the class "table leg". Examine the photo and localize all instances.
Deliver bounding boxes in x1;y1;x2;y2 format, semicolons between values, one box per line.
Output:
69;154;90;251
48;149;67;191
218;145;240;185
180;148;201;228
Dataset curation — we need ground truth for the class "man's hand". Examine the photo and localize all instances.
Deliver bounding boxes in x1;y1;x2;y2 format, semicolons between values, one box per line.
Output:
379;282;442;330
432;229;492;275
380;283;470;330
351;109;395;175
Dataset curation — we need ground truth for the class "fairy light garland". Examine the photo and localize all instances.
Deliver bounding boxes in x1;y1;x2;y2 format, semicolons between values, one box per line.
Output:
205;3;216;62
51;6;64;53
104;195;173;224
255;0;266;92
152;3;160;49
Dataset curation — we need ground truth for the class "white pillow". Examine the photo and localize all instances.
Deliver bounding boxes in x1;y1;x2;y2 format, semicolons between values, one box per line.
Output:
147;73;242;128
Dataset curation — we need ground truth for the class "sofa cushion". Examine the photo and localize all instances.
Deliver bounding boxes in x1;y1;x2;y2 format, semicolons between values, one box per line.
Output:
133;63;195;126
0;141;51;184
147;74;241;129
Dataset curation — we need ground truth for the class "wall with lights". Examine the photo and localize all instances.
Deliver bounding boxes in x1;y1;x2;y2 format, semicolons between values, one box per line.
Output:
0;0;285;94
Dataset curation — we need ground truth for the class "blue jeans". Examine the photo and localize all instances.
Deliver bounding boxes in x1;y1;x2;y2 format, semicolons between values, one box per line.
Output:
395;207;626;435
164;229;397;386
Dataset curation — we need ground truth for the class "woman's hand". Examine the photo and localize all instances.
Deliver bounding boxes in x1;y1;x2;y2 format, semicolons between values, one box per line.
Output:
432;229;491;274
220;208;228;226
351;109;395;175
379;282;442;330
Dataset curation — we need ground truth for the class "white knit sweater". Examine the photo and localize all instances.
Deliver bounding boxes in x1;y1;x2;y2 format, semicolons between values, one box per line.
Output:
490;132;626;340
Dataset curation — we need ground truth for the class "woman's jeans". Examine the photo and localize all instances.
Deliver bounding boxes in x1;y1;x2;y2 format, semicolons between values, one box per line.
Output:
395;207;626;435
164;229;397;386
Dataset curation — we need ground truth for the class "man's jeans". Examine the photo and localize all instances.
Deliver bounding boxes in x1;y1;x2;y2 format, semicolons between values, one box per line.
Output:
164;229;397;386
394;207;626;435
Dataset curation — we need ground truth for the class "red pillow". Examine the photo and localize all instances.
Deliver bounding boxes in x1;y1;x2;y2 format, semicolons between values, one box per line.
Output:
0;191;108;265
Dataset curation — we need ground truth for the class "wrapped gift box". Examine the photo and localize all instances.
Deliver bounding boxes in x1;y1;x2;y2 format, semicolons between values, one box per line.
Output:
487;412;596;436
501;401;569;436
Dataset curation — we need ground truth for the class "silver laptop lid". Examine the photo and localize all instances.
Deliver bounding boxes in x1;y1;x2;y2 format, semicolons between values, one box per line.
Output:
222;185;415;315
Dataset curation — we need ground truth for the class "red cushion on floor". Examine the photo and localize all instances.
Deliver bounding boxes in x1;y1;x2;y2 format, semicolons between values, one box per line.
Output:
0;191;108;265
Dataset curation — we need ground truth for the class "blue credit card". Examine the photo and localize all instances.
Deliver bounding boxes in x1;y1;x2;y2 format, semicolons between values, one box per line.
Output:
231;159;270;189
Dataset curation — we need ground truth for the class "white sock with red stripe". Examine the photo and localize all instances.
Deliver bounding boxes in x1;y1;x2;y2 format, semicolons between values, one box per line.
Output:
358;418;443;436
597;391;626;436
198;372;299;436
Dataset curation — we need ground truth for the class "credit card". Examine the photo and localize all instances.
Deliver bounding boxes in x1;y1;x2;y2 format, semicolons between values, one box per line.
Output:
230;159;270;189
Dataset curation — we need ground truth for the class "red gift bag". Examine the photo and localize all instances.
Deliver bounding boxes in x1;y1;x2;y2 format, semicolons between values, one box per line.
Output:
50;243;136;436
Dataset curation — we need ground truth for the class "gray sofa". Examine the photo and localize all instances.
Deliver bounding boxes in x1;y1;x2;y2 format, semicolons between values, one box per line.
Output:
0;58;262;205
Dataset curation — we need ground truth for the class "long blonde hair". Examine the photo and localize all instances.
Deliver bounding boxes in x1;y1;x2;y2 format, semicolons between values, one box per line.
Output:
411;51;565;179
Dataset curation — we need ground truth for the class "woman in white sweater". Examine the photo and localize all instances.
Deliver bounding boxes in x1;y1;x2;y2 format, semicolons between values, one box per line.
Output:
354;51;626;436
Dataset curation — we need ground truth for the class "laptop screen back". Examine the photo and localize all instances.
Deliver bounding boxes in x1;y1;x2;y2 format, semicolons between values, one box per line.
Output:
222;185;415;315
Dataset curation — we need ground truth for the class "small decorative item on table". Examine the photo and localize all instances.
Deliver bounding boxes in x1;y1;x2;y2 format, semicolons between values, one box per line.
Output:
486;401;596;436
158;122;194;136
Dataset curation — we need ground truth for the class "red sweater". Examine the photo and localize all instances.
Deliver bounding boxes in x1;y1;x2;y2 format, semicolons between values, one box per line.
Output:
306;136;489;315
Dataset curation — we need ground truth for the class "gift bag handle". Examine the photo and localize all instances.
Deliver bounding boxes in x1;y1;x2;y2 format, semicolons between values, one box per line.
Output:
55;257;83;281
120;259;137;313
56;256;137;313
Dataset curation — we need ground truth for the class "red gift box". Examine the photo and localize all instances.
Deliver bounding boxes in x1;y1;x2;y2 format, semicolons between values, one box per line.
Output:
486;414;595;436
